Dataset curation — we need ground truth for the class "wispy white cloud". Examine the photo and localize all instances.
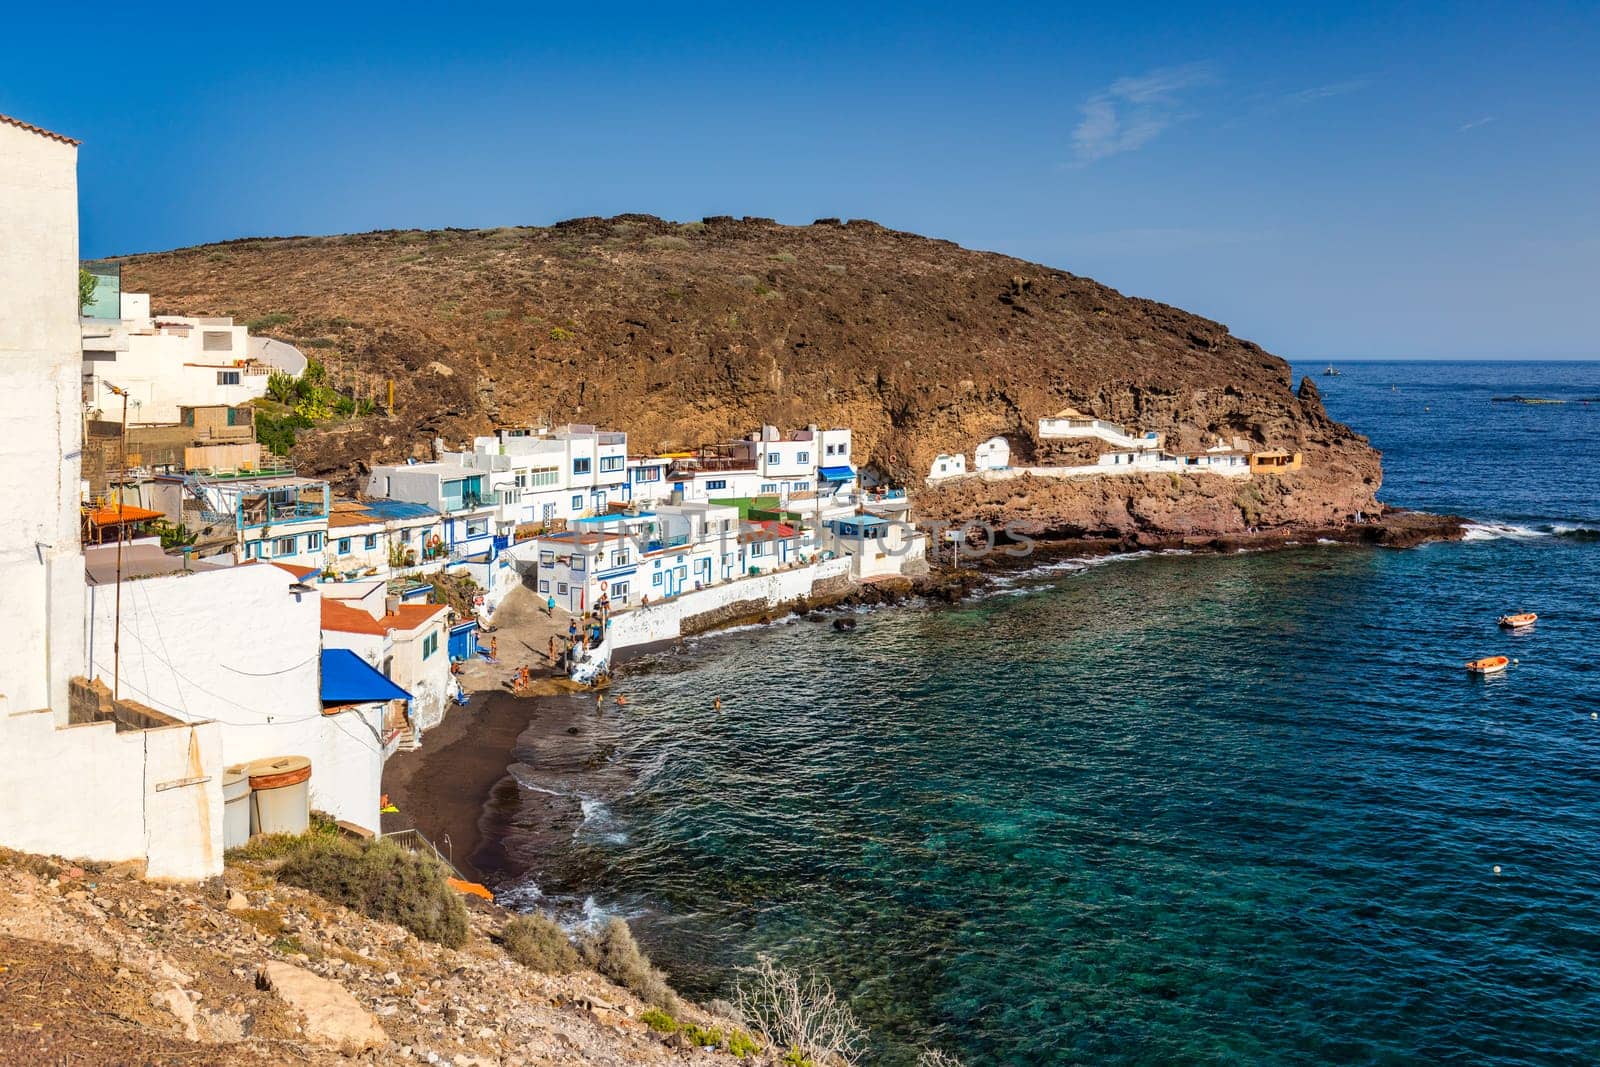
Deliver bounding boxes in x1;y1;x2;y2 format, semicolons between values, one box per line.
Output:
1458;116;1495;132
1070;63;1215;165
1287;79;1369;103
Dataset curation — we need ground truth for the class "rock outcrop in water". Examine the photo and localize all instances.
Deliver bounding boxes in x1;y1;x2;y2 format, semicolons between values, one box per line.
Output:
119;215;1389;539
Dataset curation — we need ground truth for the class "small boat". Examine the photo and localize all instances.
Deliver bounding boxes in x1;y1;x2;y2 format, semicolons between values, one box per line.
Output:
1323;364;1341;376
1466;656;1510;675
1498;612;1537;630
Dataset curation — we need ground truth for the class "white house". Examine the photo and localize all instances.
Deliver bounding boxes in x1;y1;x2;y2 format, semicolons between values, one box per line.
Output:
319;586;452;736
525;501;749;613
821;514;931;580
0;112;227;881
324;498;447;580
654;425;858;506
81;545;389;834
1037;409;1163;452
974;436;1011;471
436;424;632;530
168;472;333;566
366;461;501;560
928;453;968;481
81;295;271;425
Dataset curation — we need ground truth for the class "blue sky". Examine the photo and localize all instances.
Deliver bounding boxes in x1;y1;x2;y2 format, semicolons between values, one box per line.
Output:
4;2;1596;358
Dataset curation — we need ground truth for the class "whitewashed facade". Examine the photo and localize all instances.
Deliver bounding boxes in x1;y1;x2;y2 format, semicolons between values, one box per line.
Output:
366;461;501;559
81;299;270;424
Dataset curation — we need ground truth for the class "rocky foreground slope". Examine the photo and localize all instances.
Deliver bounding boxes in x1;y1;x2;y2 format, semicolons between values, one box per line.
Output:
118;216;1390;537
0;849;743;1066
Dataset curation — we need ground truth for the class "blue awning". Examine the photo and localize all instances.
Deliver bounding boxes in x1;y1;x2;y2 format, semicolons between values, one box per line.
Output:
320;648;412;705
818;465;856;481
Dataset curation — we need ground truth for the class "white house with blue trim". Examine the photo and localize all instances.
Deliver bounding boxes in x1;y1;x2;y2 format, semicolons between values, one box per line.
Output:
437;424;631;529
364;461;501;560
523;502;749;613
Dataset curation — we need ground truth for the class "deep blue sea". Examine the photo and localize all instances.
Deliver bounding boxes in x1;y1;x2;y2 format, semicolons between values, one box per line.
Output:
512;361;1600;1065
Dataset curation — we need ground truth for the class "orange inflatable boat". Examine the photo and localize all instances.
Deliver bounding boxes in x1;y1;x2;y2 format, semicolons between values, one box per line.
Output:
1498;613;1537;630
1466;656;1510;675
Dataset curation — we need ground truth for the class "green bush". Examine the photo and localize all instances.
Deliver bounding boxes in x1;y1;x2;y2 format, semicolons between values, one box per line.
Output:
727;1029;762;1057
502;914;580;973
266;370;298;404
256;410;313;456
644;235;692;251
246;312;293;332
579;917;680;1012
549;326;576;342
276;836;468;948
640;1007;678;1034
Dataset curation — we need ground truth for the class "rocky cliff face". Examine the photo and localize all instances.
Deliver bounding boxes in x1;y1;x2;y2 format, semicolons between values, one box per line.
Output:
119;215;1383;533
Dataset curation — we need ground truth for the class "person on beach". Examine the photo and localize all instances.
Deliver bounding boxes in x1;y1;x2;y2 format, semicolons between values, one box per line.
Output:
548;636;557;663
547;595;556;616
490;635;499;661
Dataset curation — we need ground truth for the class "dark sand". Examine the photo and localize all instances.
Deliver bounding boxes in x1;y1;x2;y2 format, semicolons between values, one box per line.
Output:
379;691;549;880
381;686;633;885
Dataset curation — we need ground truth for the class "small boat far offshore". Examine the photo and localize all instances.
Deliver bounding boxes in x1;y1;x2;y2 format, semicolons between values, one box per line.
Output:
1323;363;1341;376
1498;612;1538;630
1466;655;1510;676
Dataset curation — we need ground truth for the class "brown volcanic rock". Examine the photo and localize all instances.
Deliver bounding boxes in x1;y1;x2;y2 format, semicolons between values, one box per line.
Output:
119;215;1383;528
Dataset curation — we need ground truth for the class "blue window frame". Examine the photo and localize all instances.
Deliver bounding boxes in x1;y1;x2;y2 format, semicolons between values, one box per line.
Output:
571;495;583;510
706;479;727;491
307;532;322;551
797;451;809;464
573;458;592;475
337;537;351;554
767;452;780;465
364;534;378;550
422;632;439;659
652;572;663;587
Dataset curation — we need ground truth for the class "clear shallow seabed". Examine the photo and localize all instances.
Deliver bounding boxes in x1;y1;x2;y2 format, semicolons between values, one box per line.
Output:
508;361;1600;1065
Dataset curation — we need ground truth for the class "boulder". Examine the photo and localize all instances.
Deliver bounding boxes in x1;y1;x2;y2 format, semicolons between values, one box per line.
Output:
257;961;386;1053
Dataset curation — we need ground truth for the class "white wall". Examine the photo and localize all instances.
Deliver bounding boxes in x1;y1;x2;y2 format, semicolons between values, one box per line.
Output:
83;320;266;425
607;558;852;648
974;436;1011;471
82;563;383;832
0;702;226;880
0;121;85;718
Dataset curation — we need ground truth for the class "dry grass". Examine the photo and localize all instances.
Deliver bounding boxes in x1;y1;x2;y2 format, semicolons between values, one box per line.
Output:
275;836;468;948
579;917;680;1013
502;913;580;973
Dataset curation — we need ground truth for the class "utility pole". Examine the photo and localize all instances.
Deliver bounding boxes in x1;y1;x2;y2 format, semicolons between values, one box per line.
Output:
105;382;129;700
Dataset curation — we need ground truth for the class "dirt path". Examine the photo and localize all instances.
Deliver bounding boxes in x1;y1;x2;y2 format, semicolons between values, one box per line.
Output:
455;579;572;697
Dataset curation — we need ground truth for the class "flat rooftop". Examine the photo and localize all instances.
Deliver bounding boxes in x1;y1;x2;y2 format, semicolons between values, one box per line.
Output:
85;542;222;585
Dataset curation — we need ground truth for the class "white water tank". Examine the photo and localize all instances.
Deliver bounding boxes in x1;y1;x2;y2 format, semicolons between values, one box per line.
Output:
245;755;312;836
222;765;251;849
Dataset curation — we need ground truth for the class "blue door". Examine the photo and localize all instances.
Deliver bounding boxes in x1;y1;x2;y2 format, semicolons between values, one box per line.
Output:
447;622;478;661
695;557;711;587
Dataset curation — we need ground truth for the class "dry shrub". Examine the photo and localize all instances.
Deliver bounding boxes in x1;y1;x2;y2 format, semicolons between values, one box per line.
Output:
579;917;680;1012
276;836;468;948
503;913;580;973
735;955;867;1067
918;1051;966;1067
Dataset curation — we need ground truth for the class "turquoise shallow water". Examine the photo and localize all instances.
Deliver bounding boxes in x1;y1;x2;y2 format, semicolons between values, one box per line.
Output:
510;361;1600;1065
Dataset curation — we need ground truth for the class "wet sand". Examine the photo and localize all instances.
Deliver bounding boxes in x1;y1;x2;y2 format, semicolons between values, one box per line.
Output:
379;691;553;880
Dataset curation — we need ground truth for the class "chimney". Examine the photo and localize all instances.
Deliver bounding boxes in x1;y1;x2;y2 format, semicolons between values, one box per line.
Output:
385;595;401;616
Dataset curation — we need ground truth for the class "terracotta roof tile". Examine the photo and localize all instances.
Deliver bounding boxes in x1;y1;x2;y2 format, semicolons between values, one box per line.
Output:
321;599;387;635
0;113;80;146
321;597;448;636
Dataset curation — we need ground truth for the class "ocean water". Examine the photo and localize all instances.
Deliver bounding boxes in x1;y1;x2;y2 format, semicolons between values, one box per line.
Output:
512;361;1600;1065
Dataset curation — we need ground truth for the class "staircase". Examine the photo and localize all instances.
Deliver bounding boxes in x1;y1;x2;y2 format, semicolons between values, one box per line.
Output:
394;723;422;752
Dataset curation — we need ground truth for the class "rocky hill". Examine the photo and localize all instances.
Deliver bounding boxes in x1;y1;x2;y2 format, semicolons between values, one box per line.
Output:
0;847;756;1066
119;215;1384;535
